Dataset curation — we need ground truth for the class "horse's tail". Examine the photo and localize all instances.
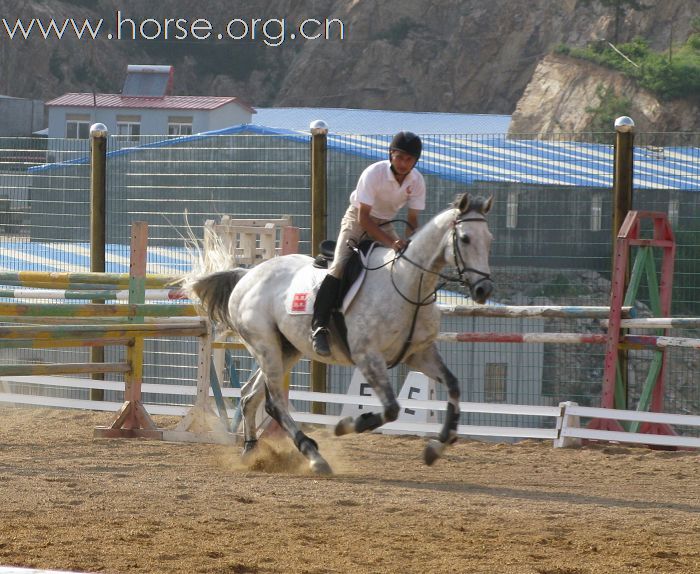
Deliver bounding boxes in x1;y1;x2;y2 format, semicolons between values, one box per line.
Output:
185;269;248;326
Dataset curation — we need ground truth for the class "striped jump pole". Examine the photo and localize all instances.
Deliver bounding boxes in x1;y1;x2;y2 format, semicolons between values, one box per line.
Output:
437;332;607;345
0;301;196;319
605;317;700;330
0;270;180;290
439;304;635;319
0;287;187;301
437;331;700;350
0;322;208;341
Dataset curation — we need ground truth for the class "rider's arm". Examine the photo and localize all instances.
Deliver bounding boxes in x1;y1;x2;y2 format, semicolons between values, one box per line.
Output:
406;208;420;238
358;203;404;251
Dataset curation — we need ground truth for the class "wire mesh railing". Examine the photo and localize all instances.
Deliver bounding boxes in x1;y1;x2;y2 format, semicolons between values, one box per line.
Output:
1;130;699;426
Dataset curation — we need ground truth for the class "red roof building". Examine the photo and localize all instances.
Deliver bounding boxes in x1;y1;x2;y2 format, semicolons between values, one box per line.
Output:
45;65;255;139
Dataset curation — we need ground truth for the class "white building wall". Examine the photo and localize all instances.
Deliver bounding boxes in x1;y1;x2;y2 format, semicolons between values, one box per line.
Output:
206;104;253;131
47;102;252;138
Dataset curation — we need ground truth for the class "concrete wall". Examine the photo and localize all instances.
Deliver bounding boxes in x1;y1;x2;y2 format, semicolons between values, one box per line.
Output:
0;97;45;136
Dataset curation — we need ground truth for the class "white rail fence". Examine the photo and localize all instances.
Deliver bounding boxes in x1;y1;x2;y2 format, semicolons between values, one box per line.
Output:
2;372;699;449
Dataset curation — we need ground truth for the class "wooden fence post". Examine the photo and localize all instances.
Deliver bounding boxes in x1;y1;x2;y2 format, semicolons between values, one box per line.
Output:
612;116;635;410
310;120;329;414
90;123;108;401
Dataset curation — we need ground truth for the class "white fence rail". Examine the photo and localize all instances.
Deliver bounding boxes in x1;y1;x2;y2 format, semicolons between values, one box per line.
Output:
2;374;699;449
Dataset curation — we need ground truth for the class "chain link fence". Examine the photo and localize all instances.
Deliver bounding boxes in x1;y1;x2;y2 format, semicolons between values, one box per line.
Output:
1;130;699;426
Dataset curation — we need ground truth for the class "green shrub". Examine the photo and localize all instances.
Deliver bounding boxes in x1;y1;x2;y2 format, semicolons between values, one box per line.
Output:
565;36;700;101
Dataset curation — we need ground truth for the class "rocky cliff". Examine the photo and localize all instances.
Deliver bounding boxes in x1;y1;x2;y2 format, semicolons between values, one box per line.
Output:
0;0;697;130
509;53;700;135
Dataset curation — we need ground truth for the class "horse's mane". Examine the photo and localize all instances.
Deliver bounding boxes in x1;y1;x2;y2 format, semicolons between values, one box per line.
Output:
411;194;489;239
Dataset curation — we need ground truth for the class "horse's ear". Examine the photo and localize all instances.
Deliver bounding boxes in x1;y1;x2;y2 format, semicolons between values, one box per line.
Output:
457;193;470;213
483;195;493;214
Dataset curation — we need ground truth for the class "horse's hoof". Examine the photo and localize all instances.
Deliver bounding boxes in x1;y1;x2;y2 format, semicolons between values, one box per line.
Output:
423;439;445;466
335;416;354;436
310;459;333;476
241;439;258;461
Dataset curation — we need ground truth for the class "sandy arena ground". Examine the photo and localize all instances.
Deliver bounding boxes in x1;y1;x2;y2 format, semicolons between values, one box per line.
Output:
0;406;698;574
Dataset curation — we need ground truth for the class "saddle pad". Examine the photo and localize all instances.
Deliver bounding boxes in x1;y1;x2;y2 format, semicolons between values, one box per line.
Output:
284;244;376;315
285;265;327;315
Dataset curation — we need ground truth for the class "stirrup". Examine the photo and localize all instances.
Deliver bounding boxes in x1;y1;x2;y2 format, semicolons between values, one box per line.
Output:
312;327;331;356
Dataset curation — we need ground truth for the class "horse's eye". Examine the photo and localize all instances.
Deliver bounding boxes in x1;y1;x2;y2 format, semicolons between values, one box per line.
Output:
460;234;470;245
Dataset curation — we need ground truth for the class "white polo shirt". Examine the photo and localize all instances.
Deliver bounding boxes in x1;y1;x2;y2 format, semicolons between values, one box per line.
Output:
349;160;426;220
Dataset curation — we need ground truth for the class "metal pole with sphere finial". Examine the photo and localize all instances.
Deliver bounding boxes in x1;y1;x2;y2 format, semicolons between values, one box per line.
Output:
310;120;328;413
90;123;108;401
612;115;635;410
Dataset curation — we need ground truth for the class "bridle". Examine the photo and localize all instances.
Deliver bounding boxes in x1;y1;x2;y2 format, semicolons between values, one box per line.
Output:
449;214;492;290
385;210;491;368
391;212;492;302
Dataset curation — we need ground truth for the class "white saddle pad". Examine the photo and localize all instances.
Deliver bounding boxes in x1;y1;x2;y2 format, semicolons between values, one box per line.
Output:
284;245;376;315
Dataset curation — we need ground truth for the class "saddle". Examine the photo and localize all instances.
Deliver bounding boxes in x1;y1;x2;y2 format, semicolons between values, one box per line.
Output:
313;238;378;301
285;239;380;316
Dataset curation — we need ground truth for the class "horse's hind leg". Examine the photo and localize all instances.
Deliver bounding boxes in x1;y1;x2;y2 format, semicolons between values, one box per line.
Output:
263;379;332;476
256;347;333;475
405;344;461;466
335;352;400;436
239;369;266;457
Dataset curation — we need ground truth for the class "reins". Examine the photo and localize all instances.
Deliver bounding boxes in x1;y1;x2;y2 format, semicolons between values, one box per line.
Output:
392;214;491;296
348;209;492;369
386;211;491;368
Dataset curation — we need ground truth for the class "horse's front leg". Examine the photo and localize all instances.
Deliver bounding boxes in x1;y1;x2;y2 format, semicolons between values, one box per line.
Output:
335;352;400;436
405;344;461;465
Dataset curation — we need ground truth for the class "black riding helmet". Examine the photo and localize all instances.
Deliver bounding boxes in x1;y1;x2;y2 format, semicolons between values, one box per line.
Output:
389;131;422;161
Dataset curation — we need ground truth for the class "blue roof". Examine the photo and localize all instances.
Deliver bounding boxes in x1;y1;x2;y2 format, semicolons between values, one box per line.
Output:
217;126;698;191
0;242;190;275
29;116;700;191
252;107;511;135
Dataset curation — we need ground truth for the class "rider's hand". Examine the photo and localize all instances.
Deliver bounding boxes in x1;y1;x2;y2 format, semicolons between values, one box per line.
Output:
392;239;408;252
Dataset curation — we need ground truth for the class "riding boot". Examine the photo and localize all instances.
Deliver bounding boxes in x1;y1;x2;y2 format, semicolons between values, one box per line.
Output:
311;275;341;356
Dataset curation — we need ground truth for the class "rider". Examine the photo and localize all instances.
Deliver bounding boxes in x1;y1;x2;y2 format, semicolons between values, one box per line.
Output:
311;131;426;356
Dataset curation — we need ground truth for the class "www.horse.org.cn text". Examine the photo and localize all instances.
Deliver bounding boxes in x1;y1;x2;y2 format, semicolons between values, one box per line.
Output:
1;11;347;47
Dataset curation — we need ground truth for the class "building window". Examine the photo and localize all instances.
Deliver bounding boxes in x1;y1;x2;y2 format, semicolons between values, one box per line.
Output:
506;191;518;229
590;194;603;231
66;114;91;139
484;363;507;402
168;116;193;136
668;199;679;227
116;115;141;141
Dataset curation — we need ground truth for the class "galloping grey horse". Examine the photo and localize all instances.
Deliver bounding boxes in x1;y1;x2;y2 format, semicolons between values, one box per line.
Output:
185;193;493;474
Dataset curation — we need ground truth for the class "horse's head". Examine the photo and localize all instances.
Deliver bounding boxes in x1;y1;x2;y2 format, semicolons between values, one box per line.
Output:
449;193;494;304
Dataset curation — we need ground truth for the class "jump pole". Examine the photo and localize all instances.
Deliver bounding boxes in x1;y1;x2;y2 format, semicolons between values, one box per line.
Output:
0;270;180;289
439;304;634;319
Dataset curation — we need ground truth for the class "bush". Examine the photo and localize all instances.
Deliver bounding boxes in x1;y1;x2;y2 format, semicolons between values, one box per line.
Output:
565;36;700;101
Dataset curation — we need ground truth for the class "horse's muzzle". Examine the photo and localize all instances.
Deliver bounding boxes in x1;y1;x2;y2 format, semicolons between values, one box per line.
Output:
470;278;493;304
